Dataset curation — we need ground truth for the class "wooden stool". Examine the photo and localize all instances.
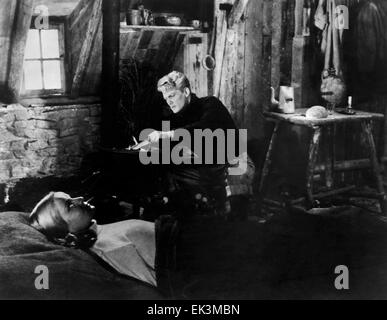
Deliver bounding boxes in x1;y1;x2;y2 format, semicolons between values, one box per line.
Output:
258;109;387;214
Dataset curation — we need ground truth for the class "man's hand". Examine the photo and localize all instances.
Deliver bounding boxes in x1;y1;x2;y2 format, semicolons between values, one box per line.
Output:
147;130;174;143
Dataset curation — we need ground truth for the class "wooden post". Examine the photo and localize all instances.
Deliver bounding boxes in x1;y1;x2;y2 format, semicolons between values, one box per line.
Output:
213;7;228;98
7;0;35;102
219;27;236;109
262;0;272;112
271;0;284;91
244;0;265;140
234;19;245;128
294;0;304;37
306;127;322;205
257;121;280;214
101;0;120;148
291;0;308;109
0;0;18;102
259;122;280;193
184;32;208;97
361;120;387;214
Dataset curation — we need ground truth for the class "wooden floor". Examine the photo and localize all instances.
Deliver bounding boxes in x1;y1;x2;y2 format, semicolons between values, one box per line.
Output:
174;207;387;299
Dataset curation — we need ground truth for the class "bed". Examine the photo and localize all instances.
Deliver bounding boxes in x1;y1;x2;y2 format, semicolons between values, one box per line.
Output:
0;211;162;300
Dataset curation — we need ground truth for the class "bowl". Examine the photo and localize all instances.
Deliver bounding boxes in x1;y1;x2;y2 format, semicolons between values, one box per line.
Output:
190;19;201;29
153;13;184;26
166;16;182;26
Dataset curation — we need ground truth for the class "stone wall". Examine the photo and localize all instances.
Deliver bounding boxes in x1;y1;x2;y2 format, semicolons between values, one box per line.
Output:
0;103;101;187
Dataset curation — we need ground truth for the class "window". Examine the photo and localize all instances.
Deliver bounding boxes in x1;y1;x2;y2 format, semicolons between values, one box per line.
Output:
22;24;66;96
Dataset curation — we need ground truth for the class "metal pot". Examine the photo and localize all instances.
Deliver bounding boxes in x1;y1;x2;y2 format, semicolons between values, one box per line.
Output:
126;9;143;25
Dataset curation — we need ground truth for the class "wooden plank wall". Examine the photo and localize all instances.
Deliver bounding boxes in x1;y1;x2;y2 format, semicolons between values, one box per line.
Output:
207;0;304;141
183;31;208;97
70;0;102;97
67;0;102;96
120;29;185;78
212;0;274;139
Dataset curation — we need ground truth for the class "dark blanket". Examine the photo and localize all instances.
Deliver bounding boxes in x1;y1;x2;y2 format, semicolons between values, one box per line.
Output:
0;211;161;300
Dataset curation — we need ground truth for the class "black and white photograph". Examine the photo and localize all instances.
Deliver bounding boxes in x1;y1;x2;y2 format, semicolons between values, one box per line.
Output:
0;0;387;304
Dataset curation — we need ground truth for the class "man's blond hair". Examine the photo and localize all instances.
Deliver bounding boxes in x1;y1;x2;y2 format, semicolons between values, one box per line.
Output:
157;71;191;93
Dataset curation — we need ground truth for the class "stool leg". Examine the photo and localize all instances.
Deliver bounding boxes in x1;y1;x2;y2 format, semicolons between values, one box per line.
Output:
324;124;334;189
259;122;279;193
306;127;322;205
257;122;280;212
361;121;387;214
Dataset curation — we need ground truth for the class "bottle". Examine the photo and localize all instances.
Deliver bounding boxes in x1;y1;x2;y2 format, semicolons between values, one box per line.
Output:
346;96;355;114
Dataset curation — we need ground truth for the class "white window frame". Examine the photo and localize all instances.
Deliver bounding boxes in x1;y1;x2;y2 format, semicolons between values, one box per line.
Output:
21;22;66;97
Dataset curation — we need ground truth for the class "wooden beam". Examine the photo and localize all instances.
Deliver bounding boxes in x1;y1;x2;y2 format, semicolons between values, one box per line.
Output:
314;157;387;173
4;0;34;103
294;0;304;36
244;0;264;140
68;0;94;30
82;21;102;95
292;0;308;110
271;0;284;91
101;0;120;148
235;17;245;127
184;32;208;97
168;33;186;71
228;0;250;28
291;35;309;108
213;9;227;98
261;0;272;112
0;0;18;102
70;0;102;97
219;28;236;109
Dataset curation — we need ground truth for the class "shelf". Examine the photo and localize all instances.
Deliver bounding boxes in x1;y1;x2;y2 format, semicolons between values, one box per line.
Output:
120;24;198;33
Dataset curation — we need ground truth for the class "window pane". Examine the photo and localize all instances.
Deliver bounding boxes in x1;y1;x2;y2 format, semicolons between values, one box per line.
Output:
24;61;43;90
25;30;41;59
43;60;62;89
41;29;60;59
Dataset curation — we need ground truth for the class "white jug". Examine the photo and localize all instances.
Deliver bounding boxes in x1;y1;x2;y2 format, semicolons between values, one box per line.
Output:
271;86;295;114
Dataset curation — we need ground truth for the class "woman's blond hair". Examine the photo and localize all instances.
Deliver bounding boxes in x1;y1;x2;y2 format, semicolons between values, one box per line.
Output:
29;192;69;239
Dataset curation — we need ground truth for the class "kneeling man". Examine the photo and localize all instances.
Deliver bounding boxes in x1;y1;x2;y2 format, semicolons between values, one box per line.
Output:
145;71;242;214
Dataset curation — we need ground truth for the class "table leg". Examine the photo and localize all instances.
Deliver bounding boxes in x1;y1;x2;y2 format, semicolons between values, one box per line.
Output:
361;120;387;214
259;122;280;194
324;125;334;188
256;122;281;215
306;127;322;205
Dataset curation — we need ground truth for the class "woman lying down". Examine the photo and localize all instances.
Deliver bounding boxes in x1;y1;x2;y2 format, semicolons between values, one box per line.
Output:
29;191;179;294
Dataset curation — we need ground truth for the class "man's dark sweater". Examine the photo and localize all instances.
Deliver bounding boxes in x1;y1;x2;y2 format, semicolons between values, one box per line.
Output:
161;94;239;207
163;94;239;165
166;94;237;133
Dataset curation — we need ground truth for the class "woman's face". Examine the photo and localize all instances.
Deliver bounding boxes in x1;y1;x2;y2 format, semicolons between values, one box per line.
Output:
51;192;95;233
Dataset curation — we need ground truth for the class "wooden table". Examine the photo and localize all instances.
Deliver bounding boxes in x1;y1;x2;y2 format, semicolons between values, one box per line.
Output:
259;109;387;214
